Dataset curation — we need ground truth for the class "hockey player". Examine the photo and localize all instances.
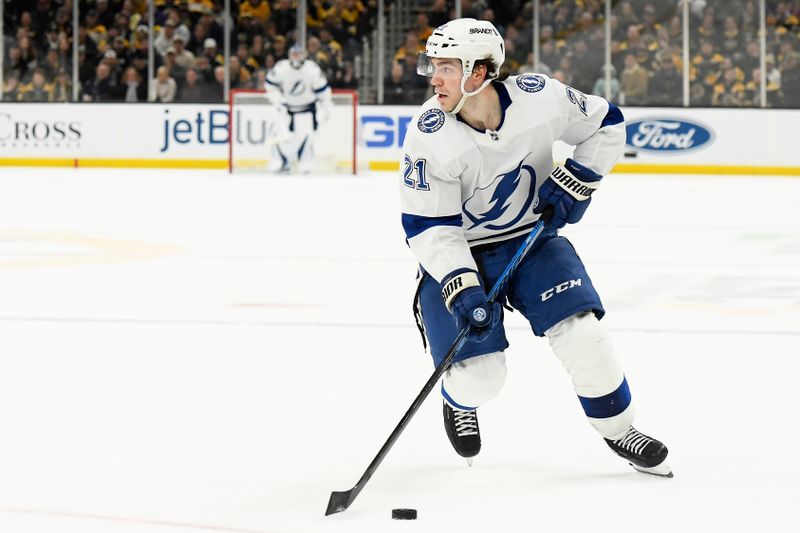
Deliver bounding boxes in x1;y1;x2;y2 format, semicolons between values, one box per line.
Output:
264;43;332;173
401;18;672;477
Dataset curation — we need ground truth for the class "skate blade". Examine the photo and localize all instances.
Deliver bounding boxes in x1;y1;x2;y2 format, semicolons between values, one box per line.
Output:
630;461;673;478
466;457;474;467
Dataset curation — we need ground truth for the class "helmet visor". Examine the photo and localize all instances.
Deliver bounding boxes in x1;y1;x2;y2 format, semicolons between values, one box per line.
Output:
416;52;434;76
416;53;462;78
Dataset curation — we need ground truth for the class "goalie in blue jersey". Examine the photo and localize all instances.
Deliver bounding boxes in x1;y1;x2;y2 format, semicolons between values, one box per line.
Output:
401;18;672;477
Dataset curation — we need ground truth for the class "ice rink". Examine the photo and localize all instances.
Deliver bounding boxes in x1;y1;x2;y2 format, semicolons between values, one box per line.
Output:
0;167;798;533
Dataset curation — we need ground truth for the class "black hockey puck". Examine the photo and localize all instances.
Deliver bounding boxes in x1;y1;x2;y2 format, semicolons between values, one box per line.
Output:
391;508;417;520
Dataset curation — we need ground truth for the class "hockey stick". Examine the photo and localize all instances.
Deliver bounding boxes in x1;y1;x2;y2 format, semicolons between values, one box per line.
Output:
325;209;552;516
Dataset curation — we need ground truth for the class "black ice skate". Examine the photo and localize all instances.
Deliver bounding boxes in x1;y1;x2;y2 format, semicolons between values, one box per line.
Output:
443;402;481;465
605;426;673;478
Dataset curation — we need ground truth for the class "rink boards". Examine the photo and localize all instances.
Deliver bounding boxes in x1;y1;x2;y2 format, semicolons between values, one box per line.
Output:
0;103;798;175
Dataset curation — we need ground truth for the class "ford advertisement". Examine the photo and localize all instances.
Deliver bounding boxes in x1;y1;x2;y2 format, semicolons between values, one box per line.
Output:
625;117;715;154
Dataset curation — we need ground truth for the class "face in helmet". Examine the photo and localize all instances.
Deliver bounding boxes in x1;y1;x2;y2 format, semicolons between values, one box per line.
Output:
427;58;469;113
417;18;505;113
289;44;307;68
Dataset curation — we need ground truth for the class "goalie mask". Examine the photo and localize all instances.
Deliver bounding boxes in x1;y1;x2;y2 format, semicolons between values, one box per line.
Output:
417;18;505;113
289;43;307;68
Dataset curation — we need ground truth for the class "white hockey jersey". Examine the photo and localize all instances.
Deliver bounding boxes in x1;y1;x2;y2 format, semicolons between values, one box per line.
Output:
265;59;331;112
400;73;626;283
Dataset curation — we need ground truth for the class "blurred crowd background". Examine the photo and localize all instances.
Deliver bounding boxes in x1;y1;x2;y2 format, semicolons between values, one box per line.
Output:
2;0;798;107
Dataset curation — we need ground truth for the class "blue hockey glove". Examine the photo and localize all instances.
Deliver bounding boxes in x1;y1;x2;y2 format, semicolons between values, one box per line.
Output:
533;158;603;229
441;269;501;342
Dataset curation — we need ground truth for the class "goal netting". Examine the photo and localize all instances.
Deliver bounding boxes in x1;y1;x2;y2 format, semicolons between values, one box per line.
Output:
228;89;358;174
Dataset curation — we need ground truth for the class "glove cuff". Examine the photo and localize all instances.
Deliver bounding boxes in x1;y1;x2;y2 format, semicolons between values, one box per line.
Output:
549;159;602;201
441;269;481;313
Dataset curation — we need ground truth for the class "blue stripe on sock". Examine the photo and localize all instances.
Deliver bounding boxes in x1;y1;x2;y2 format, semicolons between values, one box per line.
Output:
578;377;631;419
441;384;476;411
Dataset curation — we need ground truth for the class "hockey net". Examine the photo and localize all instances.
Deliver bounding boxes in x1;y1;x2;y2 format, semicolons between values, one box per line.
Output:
228;88;358;174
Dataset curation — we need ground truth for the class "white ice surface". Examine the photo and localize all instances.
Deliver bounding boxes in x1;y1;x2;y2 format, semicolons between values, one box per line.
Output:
0;168;798;533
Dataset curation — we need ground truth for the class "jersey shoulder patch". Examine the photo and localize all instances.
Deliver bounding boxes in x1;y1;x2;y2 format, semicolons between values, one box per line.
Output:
515;73;547;93
417;108;446;133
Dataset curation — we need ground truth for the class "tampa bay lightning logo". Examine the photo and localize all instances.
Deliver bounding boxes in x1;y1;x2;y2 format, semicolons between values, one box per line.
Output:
463;156;537;231
516;74;546;93
418;109;445;133
472;308;487;322
289;80;306;96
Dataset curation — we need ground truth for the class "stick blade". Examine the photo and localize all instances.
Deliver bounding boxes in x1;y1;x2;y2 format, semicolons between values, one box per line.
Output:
325;489;355;516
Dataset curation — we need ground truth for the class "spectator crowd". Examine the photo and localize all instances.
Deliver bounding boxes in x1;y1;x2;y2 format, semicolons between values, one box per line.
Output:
3;0;372;103
519;0;799;108
385;0;798;107
2;0;799;108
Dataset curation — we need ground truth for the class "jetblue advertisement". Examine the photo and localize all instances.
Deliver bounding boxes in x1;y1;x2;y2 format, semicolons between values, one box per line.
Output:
159;109;229;153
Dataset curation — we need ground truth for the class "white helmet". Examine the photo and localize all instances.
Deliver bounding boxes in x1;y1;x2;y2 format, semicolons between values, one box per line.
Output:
418;18;505;112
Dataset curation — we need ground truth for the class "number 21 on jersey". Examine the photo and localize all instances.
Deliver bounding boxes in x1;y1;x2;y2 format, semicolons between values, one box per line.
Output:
403;155;429;191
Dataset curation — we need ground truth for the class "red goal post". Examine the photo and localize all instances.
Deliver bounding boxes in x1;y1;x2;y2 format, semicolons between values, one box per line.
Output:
228;88;358;175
